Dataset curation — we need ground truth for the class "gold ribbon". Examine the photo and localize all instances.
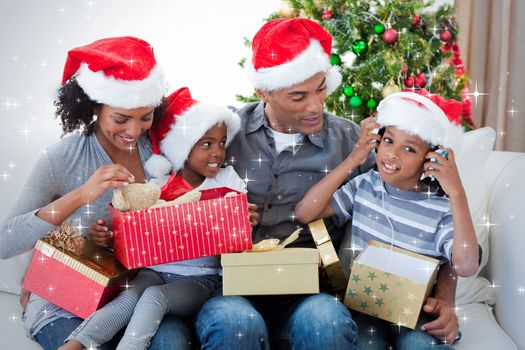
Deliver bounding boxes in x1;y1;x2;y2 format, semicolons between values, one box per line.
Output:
248;228;302;252
308;220;347;293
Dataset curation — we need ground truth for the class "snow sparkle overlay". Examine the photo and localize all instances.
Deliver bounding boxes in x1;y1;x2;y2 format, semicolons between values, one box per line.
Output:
0;1;522;347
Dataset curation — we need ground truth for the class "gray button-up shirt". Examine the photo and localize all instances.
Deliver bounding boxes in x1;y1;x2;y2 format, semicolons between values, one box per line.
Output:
227;102;375;248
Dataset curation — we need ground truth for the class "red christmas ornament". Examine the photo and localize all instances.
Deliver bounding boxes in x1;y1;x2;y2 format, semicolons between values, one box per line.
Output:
404;76;415;87
440;30;452;42
415;73;427;88
400;64;408;75
382;28;398;45
412;14;421;26
322;10;333;20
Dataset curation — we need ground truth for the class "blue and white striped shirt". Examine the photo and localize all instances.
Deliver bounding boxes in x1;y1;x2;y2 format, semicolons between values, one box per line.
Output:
331;170;453;262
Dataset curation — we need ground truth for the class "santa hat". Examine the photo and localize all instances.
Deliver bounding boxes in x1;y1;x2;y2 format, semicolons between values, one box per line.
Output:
247;17;342;94
62;36;166;109
376;89;464;150
145;87;241;178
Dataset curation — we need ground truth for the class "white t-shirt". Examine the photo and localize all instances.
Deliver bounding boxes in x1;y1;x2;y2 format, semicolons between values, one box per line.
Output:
150;166;246;276
270;129;305;153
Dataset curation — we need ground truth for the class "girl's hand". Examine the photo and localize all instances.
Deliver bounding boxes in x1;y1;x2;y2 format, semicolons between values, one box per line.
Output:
350;117;381;165
79;164;135;203
248;203;259;227
423;148;464;198
89;219;113;246
19;287;31;312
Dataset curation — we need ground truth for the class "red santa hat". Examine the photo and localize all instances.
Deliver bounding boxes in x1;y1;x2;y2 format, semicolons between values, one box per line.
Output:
376;89;464;150
247;18;342;94
145;87;241;178
61;36;166;109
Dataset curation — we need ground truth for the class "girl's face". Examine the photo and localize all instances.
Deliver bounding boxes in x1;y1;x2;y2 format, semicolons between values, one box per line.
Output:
181;123;227;186
94;104;154;154
376;126;429;191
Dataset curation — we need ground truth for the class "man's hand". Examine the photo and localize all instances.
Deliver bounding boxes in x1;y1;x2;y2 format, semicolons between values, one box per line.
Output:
421;297;459;344
19;287;31;312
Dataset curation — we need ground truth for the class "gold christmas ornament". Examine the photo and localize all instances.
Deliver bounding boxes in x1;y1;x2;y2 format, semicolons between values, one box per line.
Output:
381;82;402;98
279;1;295;18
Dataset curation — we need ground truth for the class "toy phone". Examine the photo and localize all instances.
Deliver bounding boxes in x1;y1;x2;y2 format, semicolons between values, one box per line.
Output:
429;148;447;181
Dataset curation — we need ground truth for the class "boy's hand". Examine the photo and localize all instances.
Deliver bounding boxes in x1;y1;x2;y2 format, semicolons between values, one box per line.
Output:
248;203;259;227
421;297;459;344
424;148;464;198
89;219;113;246
350;117;381;165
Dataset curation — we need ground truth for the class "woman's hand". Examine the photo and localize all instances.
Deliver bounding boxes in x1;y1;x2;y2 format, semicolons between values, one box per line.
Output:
350;117;381;166
88;219;113;246
248;203;259;227
423;148;464;198
79;164;135;203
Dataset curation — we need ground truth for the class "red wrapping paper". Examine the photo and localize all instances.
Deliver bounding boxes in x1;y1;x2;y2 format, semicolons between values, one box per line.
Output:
110;187;253;269
23;240;134;319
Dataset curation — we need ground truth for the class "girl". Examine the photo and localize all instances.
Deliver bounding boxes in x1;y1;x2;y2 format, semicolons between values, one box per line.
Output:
295;90;479;349
62;87;257;350
0;36;188;349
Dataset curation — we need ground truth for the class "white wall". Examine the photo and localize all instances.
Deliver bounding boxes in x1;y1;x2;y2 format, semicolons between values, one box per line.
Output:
0;0;279;220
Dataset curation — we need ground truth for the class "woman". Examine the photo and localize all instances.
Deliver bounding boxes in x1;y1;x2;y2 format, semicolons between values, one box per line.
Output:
0;36;190;350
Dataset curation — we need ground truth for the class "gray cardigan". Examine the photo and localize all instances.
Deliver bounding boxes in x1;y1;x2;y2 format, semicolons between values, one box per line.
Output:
0;132;152;337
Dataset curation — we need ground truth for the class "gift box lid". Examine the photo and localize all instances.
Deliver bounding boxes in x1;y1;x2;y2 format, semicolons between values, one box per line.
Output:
221;248;320;267
35;239;130;286
358;241;440;283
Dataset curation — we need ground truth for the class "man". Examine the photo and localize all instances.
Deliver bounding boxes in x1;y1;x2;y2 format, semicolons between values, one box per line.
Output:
195;18;459;349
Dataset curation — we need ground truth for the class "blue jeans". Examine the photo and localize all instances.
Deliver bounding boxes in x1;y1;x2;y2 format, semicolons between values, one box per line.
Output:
35;315;191;350
195;293;358;349
355;312;455;350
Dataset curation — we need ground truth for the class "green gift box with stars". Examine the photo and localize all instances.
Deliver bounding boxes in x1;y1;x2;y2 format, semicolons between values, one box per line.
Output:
344;240;439;329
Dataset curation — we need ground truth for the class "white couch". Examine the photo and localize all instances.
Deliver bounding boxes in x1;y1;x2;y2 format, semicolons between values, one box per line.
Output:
0;128;523;349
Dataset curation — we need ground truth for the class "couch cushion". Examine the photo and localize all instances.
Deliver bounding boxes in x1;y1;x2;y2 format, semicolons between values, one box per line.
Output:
455;127;496;305
0;292;42;349
454;302;517;350
0;250;33;295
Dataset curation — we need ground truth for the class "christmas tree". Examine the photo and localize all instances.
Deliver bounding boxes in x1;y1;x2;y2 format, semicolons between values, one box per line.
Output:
238;0;475;130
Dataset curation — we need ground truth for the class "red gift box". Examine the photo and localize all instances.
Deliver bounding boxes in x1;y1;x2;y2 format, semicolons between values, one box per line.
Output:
23;240;135;319
110;187;253;269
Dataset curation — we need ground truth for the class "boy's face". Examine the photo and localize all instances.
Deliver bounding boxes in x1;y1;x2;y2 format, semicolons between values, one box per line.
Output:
376;126;429;191
184;123;227;182
256;71;328;135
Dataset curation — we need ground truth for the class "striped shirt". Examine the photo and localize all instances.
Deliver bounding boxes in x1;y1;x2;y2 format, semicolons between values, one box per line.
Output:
331;170;453;262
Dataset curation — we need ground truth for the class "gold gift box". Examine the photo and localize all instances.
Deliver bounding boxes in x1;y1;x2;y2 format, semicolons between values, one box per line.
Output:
221;248;320;296
344;240;439;329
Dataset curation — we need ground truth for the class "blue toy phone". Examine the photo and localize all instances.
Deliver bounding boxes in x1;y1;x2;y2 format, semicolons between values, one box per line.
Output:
429;149;447;180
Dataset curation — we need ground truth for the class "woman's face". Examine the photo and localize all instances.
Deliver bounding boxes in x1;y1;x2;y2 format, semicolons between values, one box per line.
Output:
94;104;154;153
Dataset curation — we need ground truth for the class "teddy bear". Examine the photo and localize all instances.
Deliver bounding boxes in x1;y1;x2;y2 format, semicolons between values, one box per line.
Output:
112;183;202;212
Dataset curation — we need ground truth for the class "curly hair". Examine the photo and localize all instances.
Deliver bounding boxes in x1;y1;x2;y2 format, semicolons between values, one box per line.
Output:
54;79;166;136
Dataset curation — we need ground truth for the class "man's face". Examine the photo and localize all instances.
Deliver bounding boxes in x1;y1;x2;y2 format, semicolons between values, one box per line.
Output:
257;71;328;135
